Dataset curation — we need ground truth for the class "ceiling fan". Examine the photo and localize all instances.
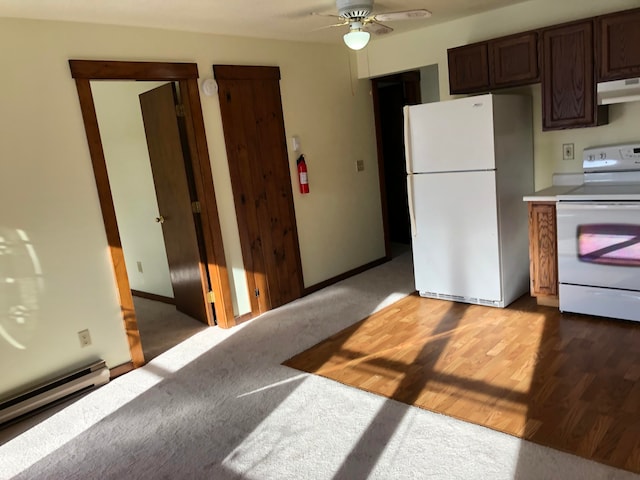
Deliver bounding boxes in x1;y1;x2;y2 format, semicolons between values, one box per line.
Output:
315;0;432;51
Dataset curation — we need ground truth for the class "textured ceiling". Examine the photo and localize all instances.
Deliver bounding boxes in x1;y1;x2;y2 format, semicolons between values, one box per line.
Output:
0;0;533;44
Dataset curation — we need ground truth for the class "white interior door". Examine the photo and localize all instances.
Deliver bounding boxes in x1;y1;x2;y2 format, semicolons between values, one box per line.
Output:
409;170;502;302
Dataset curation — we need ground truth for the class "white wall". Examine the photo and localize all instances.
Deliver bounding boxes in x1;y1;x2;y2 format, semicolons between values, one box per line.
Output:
359;0;640;190
92;81;174;299
0;18;382;397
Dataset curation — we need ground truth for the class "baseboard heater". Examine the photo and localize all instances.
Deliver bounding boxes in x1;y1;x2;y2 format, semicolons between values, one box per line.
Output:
0;360;109;426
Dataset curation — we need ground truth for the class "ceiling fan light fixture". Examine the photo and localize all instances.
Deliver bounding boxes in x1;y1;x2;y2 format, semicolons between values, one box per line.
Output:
343;29;370;50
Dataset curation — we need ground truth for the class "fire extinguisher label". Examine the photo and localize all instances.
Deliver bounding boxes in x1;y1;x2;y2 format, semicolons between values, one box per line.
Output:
300;172;308;184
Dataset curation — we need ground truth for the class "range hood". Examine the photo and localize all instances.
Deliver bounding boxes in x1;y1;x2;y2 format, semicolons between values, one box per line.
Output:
597;78;640;105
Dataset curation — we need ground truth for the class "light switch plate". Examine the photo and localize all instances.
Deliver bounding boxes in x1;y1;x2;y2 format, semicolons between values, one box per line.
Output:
356;160;365;172
78;329;92;348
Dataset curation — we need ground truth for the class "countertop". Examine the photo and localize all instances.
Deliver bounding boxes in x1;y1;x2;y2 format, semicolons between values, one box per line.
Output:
522;185;580;202
522;173;584;202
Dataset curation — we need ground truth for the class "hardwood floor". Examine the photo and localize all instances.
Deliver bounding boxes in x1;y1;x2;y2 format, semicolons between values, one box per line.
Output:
284;293;640;474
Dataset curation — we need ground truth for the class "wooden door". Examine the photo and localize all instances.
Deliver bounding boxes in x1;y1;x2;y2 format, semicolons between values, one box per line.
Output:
139;83;211;324
213;65;303;316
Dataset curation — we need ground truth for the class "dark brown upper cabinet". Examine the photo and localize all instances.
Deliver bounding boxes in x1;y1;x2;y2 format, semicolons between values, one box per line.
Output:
489;31;540;88
541;20;608;130
447;42;490;94
448;32;539;94
597;8;640;81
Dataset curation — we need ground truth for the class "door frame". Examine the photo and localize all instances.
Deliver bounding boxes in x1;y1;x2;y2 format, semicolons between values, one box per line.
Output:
69;60;235;368
370;71;422;259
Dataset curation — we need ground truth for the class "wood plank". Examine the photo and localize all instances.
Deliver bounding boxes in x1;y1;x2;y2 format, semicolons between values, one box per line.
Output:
70;60;197;80
213;65;280;81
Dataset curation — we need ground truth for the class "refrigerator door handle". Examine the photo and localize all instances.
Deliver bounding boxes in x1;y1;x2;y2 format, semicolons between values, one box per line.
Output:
407;175;417;237
403;105;412;174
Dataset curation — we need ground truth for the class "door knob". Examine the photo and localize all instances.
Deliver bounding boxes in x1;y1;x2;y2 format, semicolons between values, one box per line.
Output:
155;216;165;224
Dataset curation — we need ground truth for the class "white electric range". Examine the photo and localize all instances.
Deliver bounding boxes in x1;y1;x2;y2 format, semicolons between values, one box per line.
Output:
556;143;640;323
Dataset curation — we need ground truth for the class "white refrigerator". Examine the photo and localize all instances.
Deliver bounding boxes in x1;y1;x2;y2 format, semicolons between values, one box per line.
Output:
404;93;533;308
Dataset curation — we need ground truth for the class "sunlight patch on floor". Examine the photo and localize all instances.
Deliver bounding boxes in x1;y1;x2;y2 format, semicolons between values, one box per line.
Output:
236;374;310;398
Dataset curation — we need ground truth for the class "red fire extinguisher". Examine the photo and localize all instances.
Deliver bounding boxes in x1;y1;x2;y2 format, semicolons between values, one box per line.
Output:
297;154;309;194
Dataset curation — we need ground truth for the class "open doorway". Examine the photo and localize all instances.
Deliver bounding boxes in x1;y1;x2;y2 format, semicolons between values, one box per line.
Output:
371;65;440;259
69;60;234;369
91;80;209;361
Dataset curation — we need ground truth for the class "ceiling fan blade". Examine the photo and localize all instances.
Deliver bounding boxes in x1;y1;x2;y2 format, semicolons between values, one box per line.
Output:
311;20;349;31
373;9;432;22
310;11;343;20
364;20;394;35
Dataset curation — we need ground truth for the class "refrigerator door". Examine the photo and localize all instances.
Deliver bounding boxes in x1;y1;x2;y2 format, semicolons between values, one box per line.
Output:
408;170;502;303
404;94;496;174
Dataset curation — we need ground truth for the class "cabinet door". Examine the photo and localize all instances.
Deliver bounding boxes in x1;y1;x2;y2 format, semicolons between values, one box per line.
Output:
489;31;539;87
541;20;607;130
528;202;558;298
597;8;640;81
447;43;490;94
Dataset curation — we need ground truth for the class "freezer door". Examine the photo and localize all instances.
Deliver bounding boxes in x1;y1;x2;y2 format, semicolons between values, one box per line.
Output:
404;94;495;174
408;170;502;302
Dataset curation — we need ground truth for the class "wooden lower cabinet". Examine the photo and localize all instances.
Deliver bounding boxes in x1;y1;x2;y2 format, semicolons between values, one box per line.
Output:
527;202;559;306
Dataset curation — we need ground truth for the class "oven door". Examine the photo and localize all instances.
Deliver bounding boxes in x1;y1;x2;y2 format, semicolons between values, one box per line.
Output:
557;201;640;291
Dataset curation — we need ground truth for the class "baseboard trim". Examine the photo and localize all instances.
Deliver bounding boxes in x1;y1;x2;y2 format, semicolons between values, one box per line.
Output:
234;312;253;325
110;362;135;379
535;295;560;308
303;256;388;296
131;290;175;305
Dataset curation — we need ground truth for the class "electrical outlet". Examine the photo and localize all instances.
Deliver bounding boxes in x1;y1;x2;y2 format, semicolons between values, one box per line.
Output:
563;143;574;160
78;329;92;348
356;160;365;172
137;261;143;273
